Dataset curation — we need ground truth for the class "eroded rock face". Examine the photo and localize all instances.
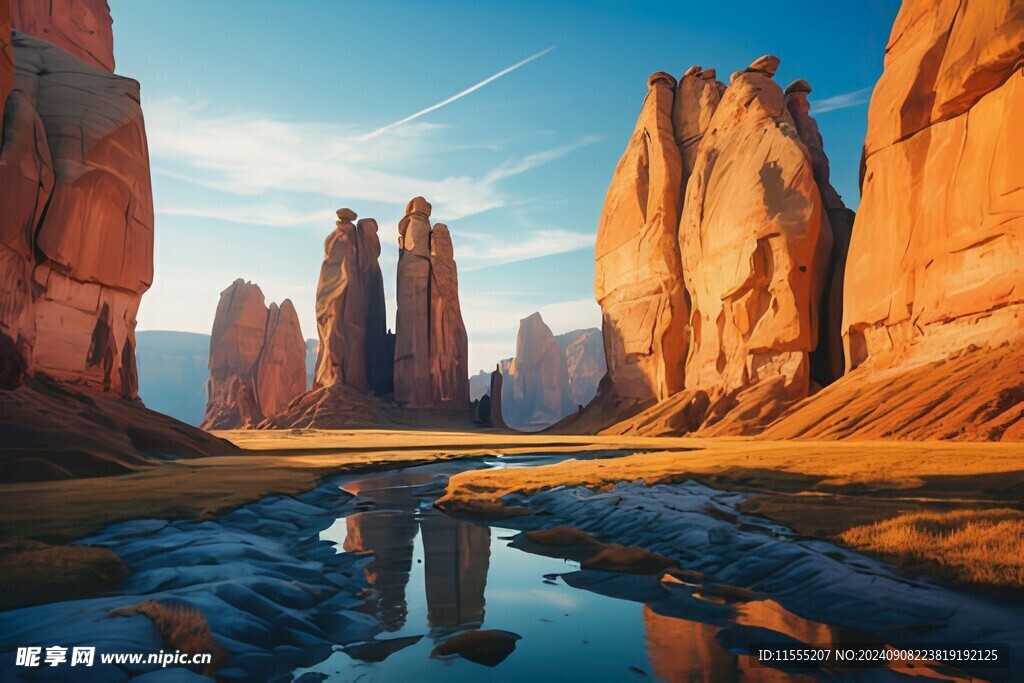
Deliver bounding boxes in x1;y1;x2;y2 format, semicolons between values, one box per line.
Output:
672;65;725;180
504;313;571;431
313;210;390;394
256;300;306;417
785;79;855;385
203;280;305;429
429;223;469;405
843;0;1024;369
595;72;688;404
10;0;114;72
1;30;151;397
394;197;469;407
680;57;829;430
556;328;606;409
394;198;434;406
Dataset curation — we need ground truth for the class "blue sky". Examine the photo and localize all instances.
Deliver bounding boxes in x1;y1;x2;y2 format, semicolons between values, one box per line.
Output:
115;0;901;374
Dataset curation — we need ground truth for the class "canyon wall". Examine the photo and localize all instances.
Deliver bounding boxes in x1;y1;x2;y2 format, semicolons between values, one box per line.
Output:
764;0;1024;441
578;1;1022;440
203;280;305;429
842;0;1023;369
1;28;152;396
0;0;235;479
394;197;469;408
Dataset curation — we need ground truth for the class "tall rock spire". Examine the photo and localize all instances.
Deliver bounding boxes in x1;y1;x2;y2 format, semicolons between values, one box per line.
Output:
395;197;469;408
594;71;688;405
394;197;437;407
429;223;469;405
203;280;306;429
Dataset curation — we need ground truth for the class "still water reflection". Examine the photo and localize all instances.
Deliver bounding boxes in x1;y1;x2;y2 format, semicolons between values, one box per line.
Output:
293;458;982;682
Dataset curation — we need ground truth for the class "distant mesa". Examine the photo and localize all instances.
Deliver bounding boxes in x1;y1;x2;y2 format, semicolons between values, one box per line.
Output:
498;313;605;432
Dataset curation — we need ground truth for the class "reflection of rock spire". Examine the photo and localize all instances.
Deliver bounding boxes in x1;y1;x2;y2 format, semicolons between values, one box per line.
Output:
343;510;418;632
420;515;490;637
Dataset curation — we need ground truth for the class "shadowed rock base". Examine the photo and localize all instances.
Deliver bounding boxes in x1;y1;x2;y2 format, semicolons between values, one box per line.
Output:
0;377;237;482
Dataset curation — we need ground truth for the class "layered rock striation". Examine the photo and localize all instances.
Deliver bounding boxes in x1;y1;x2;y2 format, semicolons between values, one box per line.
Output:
202;280;306;429
1;29;152;396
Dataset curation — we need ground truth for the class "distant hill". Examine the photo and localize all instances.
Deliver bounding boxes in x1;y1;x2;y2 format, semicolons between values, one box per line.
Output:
136;330;210;426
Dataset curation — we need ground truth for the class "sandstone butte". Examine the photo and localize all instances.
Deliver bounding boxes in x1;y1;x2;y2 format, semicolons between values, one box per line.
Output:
394;197;469;408
202;280;306;430
569;0;1023;441
0;0;234;481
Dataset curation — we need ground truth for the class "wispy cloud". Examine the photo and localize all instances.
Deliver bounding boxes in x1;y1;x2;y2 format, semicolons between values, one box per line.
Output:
359;46;556;141
813;87;872;114
147;98;595;222
457;228;595;270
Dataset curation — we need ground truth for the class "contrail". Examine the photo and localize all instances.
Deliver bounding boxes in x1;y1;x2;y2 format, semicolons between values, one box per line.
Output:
360;46;556;141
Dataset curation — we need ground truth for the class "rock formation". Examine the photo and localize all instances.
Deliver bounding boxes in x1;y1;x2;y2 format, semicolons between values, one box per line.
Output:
569;57;855;437
203;280;305;429
679;56;831;432
10;0;114;72
0;0;235;478
469;370;491;401
785;79;855;384
764;0;1024;441
490;364;505;429
429;223;469;406
1;29;152;397
503;313;571;431
594;72;688;405
842;0;1023;371
394;197;469;408
556;328;606;409
394;197;434;406
313;209;390;395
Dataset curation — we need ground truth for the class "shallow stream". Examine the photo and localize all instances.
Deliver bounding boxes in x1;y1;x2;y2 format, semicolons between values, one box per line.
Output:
1;453;1021;682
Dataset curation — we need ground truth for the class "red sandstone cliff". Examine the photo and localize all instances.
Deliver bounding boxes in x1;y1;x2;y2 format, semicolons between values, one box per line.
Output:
0;0;234;480
570;2;1022;440
202;280;306;429
765;0;1024;441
